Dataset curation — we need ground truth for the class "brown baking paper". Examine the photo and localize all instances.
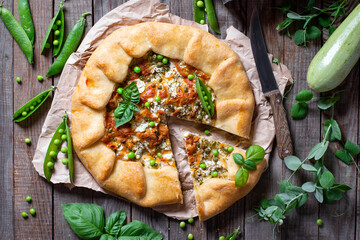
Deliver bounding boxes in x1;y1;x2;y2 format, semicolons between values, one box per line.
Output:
32;0;293;220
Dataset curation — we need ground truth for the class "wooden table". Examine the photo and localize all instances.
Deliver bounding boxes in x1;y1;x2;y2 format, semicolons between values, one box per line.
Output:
1;0;359;239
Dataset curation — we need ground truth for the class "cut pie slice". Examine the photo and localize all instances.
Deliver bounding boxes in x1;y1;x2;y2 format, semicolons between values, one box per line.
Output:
184;133;267;221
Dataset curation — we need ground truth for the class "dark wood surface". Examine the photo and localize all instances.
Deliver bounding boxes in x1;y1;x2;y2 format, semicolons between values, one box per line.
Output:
0;0;359;239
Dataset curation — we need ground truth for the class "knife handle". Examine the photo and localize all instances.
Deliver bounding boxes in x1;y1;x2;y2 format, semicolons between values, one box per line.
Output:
266;90;294;159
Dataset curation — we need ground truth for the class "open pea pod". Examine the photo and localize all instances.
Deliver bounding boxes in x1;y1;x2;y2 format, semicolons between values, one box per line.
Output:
63;113;74;183
41;0;65;55
44;120;66;181
53;8;65;57
13;86;56;122
195;75;214;117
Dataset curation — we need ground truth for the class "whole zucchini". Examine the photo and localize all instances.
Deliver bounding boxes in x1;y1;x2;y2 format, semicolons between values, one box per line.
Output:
307;4;360;92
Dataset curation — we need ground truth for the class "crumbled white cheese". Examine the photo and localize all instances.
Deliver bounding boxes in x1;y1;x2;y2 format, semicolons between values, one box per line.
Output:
134;120;148;133
162;152;173;160
134;142;145;160
134;79;146;93
167;82;179;98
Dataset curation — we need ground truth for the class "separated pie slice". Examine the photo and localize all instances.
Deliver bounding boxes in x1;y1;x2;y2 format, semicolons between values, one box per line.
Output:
184;133;266;221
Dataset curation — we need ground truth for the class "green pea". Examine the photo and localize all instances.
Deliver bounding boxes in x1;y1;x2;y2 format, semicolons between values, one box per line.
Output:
37;99;41;104
49;151;56;158
204;96;208;100
188;233;194;240
47;162;54;168
134;66;141;73
29;208;36;216
30;106;34;110
117;87;123;95
26;196;32;203
53;40;59;46
219;237;225;240
212;171;218;177
54;139;61;146
157;152;162;158
149;121;155;127
22;111;27;116
61;146;68;153
155;96;161;102
200;163;206;169
128;152;135;159
188;218;194;223
204;130;210;135
62;158;69;165
157;54;163;60
150;160;156;166
52;24;58;30
213;150;218;156
144;102;150;108
58;128;65;134
187;74;194;80
16;77;21;83
207;105;211;110
25;138;31;144
317;219;323;226
180;221;186;228
54;30;60;36
197;1;204;8
162;58;168;64
61;134;67;141
228;146;234;152
22;212;28;218
37;75;44;81
200;19;205;25
56;20;62;26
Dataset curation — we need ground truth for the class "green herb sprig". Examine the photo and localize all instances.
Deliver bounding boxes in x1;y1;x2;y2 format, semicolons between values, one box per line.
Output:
114;82;140;128
276;0;347;46
62;203;162;240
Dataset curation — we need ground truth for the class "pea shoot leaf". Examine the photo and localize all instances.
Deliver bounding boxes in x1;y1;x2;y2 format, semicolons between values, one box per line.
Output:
335;150;352;164
314;188;324;203
324;119;342;141
308;142;329;160
306;26;321;39
291;102;308;119
301;182;316;192
317;94;340;110
318;15;331;28
284;156;302;171
301;164;317;172
324;188;342;204
329;26;336;35
295;89;313;102
294;29;306;46
319;170;335;189
344;140;360;155
331;184;351;192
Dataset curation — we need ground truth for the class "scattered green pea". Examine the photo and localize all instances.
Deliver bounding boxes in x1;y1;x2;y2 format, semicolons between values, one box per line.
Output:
317;219;323;226
200;163;206;169
213;150;218;156
54;139;61;146
61;134;67;141
37;75;44;81
128;152;135;159
29;208;36;216
200;19;205;25
52;24;58;30
47;162;54;168
58;128;65;134
54;30;60;36
188;233;194;240
187;74;194;80
62;158;69;165
26;196;32;203
227;146;234;152
149;121;155;127
212;171;218;177
219;237;225;240
56;20;62;26
117;87;123;95
197;1;204;8
49;151;56;157
157;152;163;158
157;54;163;60
155;96;161;102
204;130;210;135
188;218;194;224
30;106;34;110
180;221;186;228
22;111;27;116
144;102;150;108
16;77;21;83
204;96;208;100
150;159;156;166
162;58;168;64
61;146;68;153
25;138;31;144
53;40;59;46
134;66;141;73
22;212;28;218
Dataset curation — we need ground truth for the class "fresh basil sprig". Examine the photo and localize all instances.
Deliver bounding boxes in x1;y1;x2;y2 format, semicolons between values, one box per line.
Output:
62;203;163;240
195;74;214;118
233;145;265;187
114;82;140;128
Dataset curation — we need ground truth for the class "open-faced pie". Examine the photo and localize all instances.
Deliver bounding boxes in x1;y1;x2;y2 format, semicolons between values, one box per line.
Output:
71;22;259;218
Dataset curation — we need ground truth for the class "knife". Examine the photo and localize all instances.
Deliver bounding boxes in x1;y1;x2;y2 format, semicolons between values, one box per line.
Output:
250;8;293;159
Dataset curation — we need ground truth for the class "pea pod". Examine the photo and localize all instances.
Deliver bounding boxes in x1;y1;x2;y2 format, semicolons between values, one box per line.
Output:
18;0;35;46
0;4;33;64
195;75;214;117
204;0;220;34
63;113;74;183
13;86;56;122
41;0;65;55
46;12;91;77
53;8;65;57
44;120;66;181
194;0;205;24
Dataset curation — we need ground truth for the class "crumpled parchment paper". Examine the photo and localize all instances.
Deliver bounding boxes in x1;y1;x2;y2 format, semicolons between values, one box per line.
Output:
32;0;293;220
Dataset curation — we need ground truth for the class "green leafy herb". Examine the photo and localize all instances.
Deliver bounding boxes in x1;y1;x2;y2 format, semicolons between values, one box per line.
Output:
317;94;340;110
119;220;163;240
291;102;308;119
276;0;347;46
295;89;313;102
235;168;249;187
323;119;341;141
224;226;241;240
105;210;127;237
335;140;360;172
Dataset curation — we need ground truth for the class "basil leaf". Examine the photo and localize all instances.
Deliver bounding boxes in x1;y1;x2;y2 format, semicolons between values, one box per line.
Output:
119;220;162;240
244;160;257;171
128;102;139;111
317;94;340;110
233;153;245;166
319;170;335;189
115;101;135;128
314;188;324;203
293;29;305;46
195;75;214;117
61;203;105;240
122;82;140;104
344;140;360;155
306;26;321;39
335;149;352;164
295;89;313;102
284;155;302;171
235;168;249;187
301;182;315;192
301;164;317;172
291;102;308;119
245;145;265;164
105;210;127;237
100;234;117;240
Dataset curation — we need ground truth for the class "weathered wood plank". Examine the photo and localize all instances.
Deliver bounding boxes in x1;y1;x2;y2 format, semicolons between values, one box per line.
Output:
0;1;14;239
12;0;54;239
356;63;360;240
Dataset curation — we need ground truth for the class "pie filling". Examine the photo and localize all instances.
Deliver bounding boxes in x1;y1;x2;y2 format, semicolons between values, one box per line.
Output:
103;51;216;169
184;133;232;185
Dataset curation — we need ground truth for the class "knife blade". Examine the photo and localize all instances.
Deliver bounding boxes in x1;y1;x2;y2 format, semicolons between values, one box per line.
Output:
250;8;293;159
